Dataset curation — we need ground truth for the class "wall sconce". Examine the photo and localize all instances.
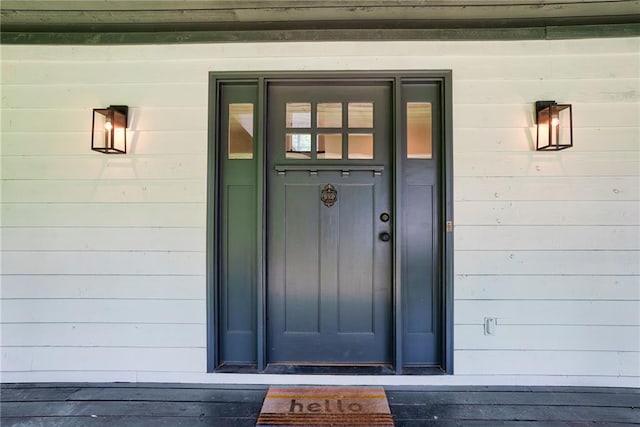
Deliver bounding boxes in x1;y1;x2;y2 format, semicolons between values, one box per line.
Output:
92;105;128;154
535;101;573;151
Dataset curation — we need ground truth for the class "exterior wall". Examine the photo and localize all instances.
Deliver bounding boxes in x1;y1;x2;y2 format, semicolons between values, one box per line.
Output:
1;38;638;386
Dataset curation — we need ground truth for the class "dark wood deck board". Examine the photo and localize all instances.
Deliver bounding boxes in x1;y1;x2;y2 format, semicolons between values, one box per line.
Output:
385;385;640;394
0;416;258;427
66;387;267;402
2;383;639;426
390;403;640;423
1;401;263;417
386;390;640;407
393;421;633;427
0;387;82;402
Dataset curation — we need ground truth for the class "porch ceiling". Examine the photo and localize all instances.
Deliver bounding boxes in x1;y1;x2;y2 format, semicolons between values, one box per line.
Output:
2;0;639;32
1;0;639;44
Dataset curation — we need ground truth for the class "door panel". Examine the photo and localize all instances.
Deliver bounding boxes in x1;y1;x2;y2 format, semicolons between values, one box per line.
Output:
283;183;321;334
267;83;392;364
218;83;257;365
401;82;442;366
337;183;374;334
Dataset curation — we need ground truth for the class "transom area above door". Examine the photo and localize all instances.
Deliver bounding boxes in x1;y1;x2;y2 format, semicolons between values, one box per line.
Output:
284;101;376;160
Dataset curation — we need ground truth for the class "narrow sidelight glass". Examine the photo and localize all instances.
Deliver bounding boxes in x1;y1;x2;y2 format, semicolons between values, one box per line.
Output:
228;103;254;159
406;102;432;159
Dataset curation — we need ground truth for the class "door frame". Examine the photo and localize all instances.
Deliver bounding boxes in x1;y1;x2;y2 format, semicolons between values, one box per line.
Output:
207;70;454;374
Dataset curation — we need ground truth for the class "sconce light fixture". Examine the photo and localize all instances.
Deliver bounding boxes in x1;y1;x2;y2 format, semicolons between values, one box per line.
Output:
92;105;128;154
535;101;573;151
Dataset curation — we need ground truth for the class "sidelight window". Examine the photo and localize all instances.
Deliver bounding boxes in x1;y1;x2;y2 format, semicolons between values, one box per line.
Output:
406;102;432;159
228;103;254;159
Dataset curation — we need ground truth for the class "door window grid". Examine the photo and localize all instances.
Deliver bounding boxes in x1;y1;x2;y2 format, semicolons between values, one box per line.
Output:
285;101;374;160
285;133;312;159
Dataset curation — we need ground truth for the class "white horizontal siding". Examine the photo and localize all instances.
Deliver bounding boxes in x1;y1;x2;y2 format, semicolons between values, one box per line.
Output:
1;181;206;203
1;37;638;384
456;201;639;225
456;251;639;275
2;251;205;275
455;275;640;300
1;203;206;227
5;53;638;83
3;347;205;372
455;325;639;352
2;156;207;180
455;351;639;377
455;152;639;177
1;299;205;324
1;227;205;251
455;300;639;326
1;275;204;299
1;323;205;347
455;226;640;250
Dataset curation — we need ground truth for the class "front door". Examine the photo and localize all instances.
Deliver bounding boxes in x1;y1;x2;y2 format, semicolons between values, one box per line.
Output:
267;82;392;364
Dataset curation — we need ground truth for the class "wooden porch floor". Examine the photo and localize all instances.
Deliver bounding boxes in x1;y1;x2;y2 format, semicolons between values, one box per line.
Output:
1;383;639;426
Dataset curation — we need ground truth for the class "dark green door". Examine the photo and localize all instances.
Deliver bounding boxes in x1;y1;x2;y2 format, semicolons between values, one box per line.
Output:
267;82;392;364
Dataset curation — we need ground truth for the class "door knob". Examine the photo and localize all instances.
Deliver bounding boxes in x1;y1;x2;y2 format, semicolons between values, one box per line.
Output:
379;232;391;242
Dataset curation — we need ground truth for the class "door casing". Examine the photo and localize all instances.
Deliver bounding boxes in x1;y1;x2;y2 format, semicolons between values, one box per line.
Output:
207;71;454;374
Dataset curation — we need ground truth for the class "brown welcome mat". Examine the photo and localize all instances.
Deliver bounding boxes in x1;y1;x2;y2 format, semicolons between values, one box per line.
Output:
256;386;394;426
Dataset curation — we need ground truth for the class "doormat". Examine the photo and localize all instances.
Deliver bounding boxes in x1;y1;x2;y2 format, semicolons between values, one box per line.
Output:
256;386;394;426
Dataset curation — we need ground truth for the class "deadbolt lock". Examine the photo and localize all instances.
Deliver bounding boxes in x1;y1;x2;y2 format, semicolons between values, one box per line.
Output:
380;212;391;223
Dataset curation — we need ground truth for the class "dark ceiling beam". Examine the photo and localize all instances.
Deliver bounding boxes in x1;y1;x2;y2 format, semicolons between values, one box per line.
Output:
2;1;640;26
2;23;639;45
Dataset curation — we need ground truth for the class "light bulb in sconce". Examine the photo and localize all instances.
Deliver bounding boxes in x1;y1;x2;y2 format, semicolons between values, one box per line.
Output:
104;120;113;131
551;117;559;127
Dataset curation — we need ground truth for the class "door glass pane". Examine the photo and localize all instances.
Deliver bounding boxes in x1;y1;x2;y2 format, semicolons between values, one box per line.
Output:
228;103;254;159
317;134;342;159
317;103;342;128
348;102;373;128
348;133;373;159
407;102;432;159
286;103;311;128
286;133;311;159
